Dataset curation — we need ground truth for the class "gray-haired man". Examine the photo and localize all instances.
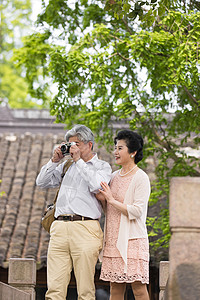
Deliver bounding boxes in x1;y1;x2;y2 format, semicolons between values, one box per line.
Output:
36;124;112;300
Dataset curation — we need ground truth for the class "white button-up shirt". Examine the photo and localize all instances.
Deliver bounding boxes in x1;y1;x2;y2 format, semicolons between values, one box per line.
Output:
36;154;112;219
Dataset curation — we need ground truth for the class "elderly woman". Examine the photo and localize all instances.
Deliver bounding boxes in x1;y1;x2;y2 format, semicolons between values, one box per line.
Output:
97;129;150;300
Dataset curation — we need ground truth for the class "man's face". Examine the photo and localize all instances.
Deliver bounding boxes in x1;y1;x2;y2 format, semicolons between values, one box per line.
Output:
69;136;93;161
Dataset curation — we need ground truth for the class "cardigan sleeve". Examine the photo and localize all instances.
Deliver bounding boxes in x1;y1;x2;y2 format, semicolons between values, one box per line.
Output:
126;172;150;220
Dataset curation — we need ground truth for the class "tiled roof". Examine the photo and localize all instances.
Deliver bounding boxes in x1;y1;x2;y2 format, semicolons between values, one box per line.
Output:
0;105;14;121
0;132;116;269
0;106;65;135
0;106;170;269
1;107;199;271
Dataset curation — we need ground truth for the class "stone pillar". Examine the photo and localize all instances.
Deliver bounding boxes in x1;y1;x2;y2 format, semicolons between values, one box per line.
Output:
8;258;36;300
169;177;200;300
159;261;169;300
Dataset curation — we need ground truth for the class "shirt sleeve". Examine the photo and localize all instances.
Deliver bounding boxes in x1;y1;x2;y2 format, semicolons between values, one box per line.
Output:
75;158;112;193
127;174;150;220
36;159;64;188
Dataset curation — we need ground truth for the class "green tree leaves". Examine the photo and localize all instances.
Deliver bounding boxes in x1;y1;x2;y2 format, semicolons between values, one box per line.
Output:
14;0;200;257
0;0;46;108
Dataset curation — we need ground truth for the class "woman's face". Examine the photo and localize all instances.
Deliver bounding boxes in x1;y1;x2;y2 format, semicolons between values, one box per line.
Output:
114;139;133;166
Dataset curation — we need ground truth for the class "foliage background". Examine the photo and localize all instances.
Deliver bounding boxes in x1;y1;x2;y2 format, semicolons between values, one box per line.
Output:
7;0;200;260
0;0;49;108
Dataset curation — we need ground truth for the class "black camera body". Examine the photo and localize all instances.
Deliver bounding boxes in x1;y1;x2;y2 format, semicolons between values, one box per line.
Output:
61;142;76;156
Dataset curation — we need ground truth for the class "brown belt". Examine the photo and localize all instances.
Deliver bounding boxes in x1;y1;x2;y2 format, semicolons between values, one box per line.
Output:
55;215;96;221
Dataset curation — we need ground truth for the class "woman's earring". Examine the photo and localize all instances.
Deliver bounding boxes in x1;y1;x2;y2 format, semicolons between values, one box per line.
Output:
131;155;134;158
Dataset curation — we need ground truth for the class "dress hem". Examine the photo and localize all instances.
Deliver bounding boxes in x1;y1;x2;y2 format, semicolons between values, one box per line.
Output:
100;277;149;284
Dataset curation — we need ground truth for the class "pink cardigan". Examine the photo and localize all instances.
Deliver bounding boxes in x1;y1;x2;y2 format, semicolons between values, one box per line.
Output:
116;169;151;271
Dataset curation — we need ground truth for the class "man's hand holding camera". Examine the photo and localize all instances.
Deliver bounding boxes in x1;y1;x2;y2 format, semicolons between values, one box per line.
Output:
52;142;80;163
51;145;64;163
69;143;81;162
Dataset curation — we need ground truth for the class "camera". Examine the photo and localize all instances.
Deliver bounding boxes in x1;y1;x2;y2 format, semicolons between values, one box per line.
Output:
61;142;76;156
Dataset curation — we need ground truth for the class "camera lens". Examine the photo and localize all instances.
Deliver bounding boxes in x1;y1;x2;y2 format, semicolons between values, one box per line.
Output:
61;144;71;155
61;144;66;151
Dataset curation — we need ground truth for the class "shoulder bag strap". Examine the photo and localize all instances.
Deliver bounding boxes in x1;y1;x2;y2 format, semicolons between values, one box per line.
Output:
53;158;73;204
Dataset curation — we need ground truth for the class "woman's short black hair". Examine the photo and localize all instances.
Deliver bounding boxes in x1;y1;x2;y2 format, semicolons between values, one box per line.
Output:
114;129;144;163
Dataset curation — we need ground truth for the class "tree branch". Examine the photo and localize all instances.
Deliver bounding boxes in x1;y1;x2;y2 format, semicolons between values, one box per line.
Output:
183;86;200;108
135;110;200;176
122;17;134;35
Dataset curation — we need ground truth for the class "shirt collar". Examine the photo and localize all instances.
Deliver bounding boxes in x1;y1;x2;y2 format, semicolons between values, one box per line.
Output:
86;152;98;163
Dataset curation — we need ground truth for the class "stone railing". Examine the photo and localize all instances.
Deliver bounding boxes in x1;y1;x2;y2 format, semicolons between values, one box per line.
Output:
0;258;36;300
0;281;31;300
159;177;200;300
159;261;169;300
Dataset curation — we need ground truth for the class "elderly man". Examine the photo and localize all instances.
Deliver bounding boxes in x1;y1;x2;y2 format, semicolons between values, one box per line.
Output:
36;124;112;300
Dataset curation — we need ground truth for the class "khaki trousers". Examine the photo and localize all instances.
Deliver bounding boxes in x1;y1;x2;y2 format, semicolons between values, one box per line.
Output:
45;219;103;300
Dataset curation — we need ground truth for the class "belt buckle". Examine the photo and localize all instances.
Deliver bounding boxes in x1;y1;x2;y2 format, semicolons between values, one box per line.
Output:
65;214;74;221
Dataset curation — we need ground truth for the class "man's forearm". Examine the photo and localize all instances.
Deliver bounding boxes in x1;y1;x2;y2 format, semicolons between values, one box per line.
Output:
36;160;61;188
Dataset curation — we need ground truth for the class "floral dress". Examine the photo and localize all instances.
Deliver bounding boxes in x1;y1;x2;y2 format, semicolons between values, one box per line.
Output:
100;171;149;284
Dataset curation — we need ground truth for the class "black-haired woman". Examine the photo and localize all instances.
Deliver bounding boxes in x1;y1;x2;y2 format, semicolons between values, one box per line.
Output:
98;130;150;300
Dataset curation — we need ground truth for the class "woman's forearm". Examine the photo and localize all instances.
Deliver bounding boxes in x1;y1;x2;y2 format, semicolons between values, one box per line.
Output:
108;197;128;216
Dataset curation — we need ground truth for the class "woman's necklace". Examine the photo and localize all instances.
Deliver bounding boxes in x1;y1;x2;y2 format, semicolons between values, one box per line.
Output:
119;164;137;177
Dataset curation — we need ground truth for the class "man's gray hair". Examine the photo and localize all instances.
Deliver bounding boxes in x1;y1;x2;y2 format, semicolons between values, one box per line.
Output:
65;124;95;146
